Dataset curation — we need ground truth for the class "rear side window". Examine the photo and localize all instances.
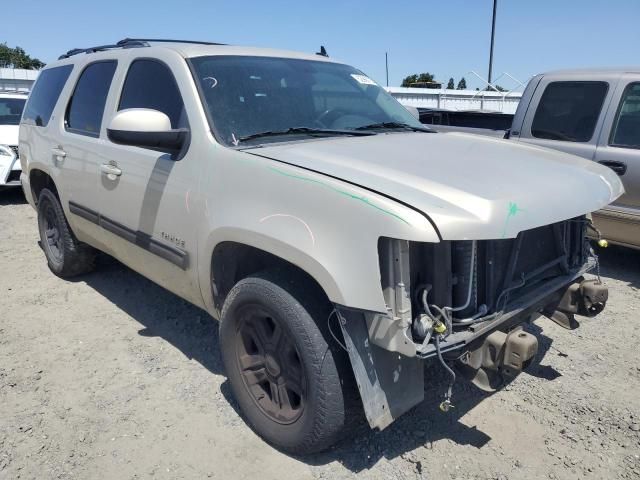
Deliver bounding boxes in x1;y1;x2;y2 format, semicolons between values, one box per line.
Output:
22;65;73;127
65;61;117;137
118;59;186;128
610;82;640;149
531;81;608;142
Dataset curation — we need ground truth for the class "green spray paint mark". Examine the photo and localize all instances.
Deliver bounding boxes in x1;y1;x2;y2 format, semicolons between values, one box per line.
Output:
501;201;525;238
268;166;410;225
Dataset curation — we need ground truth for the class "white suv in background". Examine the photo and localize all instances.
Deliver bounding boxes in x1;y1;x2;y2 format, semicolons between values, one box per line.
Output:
0;92;27;187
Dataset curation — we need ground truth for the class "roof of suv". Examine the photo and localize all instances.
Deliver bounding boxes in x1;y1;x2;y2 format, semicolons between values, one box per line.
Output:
541;66;640;75
0;92;28;99
57;38;336;64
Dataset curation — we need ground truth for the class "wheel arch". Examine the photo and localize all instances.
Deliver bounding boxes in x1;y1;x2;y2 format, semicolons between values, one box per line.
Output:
29;168;59;204
204;234;343;316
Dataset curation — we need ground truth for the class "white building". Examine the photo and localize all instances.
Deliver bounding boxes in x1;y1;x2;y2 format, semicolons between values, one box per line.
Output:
0;68;39;93
386;86;522;114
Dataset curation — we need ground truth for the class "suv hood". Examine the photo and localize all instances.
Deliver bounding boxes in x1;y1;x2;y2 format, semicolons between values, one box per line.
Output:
0;125;19;147
251;132;624;240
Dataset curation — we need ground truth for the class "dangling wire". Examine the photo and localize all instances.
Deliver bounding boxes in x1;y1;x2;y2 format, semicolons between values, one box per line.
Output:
586;217;604;283
434;334;455;412
327;309;348;352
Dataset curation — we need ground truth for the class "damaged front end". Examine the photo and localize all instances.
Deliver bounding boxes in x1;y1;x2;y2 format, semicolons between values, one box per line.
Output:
337;216;608;430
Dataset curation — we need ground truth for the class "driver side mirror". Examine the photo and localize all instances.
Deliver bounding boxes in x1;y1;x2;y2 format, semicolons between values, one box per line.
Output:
107;108;188;156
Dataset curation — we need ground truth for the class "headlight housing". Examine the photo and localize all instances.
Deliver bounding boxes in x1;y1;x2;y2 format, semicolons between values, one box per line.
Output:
0;145;14;157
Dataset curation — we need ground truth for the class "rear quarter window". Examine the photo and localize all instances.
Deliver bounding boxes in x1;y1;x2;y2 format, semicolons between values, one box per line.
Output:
65;61;117;137
531;81;608;142
22;65;74;127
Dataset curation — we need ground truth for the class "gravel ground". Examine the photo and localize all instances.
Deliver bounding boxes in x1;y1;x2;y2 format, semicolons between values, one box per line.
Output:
1;187;640;480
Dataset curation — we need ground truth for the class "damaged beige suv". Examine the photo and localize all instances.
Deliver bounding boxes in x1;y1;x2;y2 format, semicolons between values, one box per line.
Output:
19;38;623;453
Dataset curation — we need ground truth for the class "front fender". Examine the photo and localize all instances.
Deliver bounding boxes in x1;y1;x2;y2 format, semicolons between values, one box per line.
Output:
198;149;440;316
202;226;343;309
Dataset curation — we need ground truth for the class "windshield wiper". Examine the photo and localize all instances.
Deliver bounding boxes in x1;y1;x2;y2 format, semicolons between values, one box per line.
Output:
236;127;375;144
355;122;432;132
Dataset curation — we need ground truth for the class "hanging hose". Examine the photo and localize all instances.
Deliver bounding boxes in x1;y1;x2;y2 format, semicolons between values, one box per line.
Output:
415;287;436;354
421;287;435;320
434;334;455;412
495;273;526;313
452;304;489;325
446;240;477;313
416;290;457;410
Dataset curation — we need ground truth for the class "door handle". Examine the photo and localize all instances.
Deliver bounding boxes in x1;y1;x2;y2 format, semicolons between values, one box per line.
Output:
51;147;66;161
100;163;122;178
598;160;627;176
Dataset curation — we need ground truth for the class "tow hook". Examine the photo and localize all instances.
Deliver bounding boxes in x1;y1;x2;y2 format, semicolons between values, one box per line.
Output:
457;327;538;392
543;277;609;329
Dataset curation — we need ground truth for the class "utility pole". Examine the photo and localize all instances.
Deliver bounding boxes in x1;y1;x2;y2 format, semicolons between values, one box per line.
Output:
488;0;497;84
385;52;389;87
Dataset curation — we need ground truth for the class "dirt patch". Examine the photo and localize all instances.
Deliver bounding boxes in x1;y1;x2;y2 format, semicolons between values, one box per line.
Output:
1;188;640;479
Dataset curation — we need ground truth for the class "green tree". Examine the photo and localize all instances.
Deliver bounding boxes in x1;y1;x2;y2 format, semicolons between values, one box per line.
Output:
0;43;45;69
446;77;455;89
485;84;507;92
456;77;467;90
401;72;436;87
401;74;418;87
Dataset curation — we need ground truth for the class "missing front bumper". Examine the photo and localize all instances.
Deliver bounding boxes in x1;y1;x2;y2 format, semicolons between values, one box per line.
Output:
337;271;608;430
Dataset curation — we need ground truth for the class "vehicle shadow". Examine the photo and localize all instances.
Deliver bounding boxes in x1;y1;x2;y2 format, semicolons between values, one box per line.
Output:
595;245;640;288
77;255;561;471
287;321;560;471
78;254;225;376
0;188;27;205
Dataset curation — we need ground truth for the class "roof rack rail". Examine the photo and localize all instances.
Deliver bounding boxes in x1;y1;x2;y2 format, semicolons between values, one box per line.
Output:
58;38;226;60
117;38;226;46
58;39;148;60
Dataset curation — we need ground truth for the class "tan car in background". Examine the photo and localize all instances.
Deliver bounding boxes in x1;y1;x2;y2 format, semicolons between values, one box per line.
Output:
507;68;640;249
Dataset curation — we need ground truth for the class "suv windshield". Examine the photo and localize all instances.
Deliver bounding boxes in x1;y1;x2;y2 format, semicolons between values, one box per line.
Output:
190;56;424;146
0;97;26;126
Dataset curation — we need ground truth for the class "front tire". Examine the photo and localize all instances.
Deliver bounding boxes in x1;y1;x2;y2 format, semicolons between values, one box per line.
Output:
37;188;96;278
219;272;348;454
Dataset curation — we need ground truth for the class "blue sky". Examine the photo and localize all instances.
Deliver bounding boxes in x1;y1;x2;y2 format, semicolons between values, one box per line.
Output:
4;0;639;90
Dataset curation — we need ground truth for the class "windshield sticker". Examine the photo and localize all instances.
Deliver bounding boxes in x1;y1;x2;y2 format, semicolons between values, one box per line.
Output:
351;74;377;86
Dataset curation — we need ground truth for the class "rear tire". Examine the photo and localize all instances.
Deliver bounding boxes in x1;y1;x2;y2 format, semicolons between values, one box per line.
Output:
219;271;349;454
37;188;96;278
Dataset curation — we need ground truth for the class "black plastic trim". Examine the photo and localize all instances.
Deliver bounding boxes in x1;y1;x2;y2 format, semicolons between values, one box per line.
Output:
69;201;99;224
118;37;226;46
107;128;188;155
58;40;147;60
68;201;188;269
